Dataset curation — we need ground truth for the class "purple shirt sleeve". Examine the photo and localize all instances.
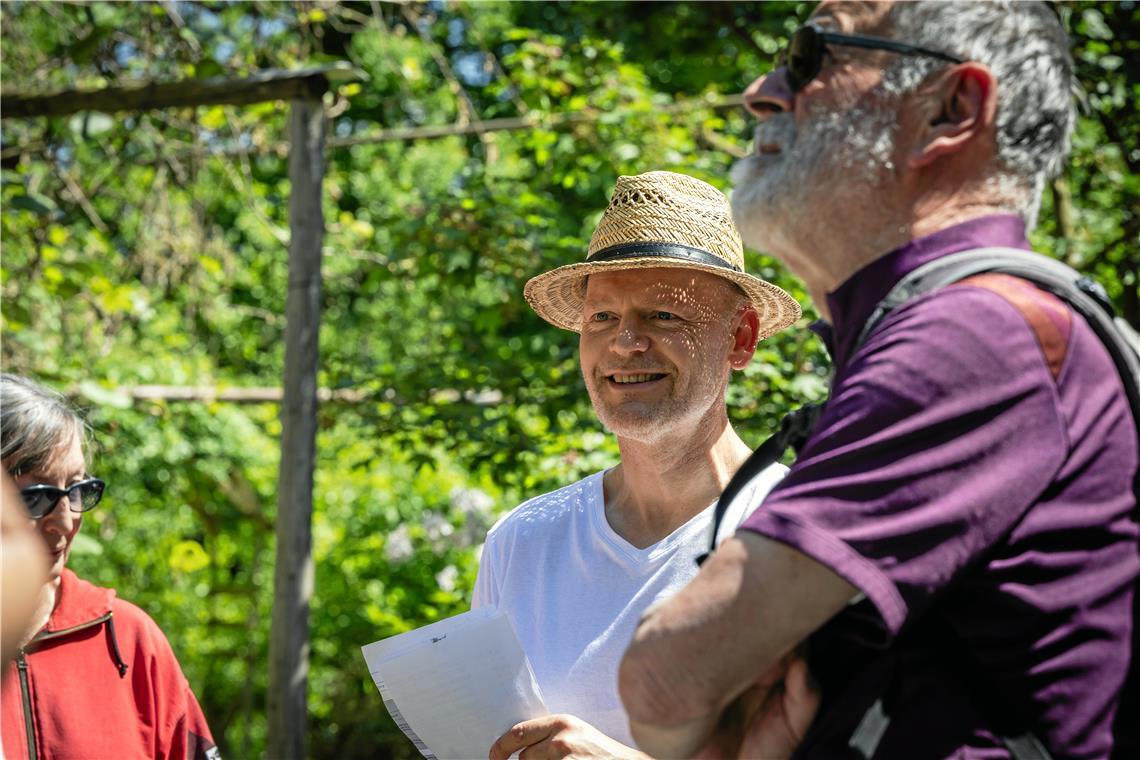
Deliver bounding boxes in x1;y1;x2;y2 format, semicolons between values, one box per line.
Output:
739;285;1068;643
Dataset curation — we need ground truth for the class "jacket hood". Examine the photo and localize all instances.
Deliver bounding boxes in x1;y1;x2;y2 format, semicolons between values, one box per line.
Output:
45;569;117;632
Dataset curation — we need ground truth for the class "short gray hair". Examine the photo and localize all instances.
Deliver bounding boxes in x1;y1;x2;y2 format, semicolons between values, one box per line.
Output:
885;1;1076;228
1;374;86;476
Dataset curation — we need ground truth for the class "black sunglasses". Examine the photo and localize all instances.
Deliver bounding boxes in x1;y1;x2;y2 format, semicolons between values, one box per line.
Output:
20;478;106;519
782;23;965;92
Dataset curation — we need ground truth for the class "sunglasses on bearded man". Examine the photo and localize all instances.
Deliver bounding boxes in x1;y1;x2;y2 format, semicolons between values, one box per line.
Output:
20;478;106;519
781;22;965;92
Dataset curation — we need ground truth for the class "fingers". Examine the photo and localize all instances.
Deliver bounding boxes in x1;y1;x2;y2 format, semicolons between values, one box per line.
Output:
752;651;795;694
489;716;563;760
519;740;559;760
781;657;821;743
734;657;821;760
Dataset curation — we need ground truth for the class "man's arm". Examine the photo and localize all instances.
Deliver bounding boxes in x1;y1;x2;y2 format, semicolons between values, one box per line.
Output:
618;532;857;757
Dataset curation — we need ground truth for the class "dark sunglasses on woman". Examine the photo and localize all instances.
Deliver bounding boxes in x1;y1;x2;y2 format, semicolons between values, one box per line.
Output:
20;478;106;519
781;22;964;92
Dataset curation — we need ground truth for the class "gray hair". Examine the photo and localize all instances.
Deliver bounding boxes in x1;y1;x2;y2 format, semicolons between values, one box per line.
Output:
1;374;86;476
884;1;1076;229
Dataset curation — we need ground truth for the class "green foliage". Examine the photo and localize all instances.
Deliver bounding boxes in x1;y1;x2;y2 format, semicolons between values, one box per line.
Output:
1;2;1135;757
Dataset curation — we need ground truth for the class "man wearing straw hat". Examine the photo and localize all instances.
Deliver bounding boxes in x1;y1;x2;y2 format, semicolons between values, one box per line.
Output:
620;2;1138;758
474;170;800;758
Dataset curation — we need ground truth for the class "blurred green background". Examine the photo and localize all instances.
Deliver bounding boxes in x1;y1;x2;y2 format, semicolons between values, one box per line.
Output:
2;2;1136;757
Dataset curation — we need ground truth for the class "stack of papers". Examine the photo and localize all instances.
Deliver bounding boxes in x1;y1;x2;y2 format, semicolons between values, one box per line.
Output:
361;607;549;759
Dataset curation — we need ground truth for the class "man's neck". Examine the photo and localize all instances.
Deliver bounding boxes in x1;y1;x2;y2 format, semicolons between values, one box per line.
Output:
788;201;1017;321
603;413;752;549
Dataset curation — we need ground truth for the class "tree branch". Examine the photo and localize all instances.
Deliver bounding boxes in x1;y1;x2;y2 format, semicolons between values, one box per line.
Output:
400;4;496;161
60;169;110;233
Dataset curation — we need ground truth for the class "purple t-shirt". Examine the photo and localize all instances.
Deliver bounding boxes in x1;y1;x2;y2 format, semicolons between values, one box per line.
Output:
739;215;1138;758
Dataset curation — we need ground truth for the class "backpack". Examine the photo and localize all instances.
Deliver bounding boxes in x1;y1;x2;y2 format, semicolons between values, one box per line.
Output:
702;247;1140;759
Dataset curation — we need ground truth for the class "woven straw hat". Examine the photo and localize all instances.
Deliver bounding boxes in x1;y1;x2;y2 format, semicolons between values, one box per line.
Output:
524;171;801;336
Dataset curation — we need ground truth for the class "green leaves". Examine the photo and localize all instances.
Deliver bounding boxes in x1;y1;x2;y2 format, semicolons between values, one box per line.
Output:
8;193;56;216
1;2;1134;758
169;540;211;574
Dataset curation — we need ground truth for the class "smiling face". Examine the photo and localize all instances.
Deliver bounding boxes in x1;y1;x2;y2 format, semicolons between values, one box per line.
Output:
579;268;757;444
9;432;87;583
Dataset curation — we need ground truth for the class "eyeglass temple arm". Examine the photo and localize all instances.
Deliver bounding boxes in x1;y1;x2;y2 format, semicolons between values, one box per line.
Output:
819;31;964;64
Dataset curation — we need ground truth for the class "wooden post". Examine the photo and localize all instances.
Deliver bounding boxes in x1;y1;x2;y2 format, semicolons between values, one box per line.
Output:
267;94;326;760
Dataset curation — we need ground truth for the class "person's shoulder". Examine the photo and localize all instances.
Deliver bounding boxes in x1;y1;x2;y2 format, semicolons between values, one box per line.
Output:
836;273;1076;429
484;470;605;541
108;593;178;652
862;276;1067;377
720;460;788;539
898;274;1045;326
729;459;788;503
748;461;789;501
109;594;162;630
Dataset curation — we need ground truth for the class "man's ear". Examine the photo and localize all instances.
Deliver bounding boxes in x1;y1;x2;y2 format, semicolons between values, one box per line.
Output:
909;62;998;169
729;307;761;370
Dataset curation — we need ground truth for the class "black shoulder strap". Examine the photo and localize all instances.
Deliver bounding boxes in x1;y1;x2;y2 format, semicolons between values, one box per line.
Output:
699;402;823;565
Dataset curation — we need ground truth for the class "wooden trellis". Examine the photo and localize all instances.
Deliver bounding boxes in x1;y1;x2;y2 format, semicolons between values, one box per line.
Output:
2;63;361;760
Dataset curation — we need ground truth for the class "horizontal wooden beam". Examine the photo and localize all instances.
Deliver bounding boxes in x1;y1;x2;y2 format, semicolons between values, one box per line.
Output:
0;93;747;162
110;385;366;404
330;93;747;147
1;63;364;120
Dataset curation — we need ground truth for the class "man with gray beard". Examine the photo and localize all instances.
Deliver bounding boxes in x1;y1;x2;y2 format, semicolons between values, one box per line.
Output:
619;2;1138;759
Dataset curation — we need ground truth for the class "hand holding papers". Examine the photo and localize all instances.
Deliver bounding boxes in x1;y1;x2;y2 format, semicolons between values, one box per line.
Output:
361;608;548;759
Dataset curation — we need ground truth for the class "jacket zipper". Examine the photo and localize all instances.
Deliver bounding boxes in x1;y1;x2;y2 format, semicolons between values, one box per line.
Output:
17;611;113;760
17;651;38;760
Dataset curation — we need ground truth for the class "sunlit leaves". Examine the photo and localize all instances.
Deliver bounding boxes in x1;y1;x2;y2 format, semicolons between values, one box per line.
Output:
1;2;1133;758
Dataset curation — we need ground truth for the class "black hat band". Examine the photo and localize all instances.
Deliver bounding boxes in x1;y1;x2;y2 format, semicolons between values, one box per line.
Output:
587;242;742;272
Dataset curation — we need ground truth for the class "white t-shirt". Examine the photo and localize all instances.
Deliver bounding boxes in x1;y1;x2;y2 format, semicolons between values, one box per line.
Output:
471;463;787;747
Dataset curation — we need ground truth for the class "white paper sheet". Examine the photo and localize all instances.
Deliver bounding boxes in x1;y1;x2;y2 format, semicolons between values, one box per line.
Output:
361;607;548;759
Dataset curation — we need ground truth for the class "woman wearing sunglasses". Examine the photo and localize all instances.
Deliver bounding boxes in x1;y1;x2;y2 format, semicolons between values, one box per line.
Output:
0;373;219;760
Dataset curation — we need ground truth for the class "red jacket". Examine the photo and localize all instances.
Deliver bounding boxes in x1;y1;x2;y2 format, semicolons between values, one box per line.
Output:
1;569;219;760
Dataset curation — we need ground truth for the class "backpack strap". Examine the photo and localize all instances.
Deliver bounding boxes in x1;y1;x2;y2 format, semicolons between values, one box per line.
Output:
858;247;1140;453
698;402;823;565
954;273;1072;380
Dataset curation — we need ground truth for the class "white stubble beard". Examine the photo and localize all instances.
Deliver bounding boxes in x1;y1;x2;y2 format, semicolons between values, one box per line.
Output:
729;96;901;265
586;366;727;447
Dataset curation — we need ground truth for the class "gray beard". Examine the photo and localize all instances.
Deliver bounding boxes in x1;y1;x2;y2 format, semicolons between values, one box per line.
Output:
730;99;899;257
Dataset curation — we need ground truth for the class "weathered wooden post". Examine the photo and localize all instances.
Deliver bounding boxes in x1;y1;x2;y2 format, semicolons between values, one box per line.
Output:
267;89;327;760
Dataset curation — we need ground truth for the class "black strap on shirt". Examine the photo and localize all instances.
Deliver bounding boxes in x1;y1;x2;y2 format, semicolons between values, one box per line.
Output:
697;402;823;565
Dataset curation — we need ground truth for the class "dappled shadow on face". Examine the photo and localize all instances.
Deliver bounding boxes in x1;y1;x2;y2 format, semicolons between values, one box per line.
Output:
577;268;752;442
